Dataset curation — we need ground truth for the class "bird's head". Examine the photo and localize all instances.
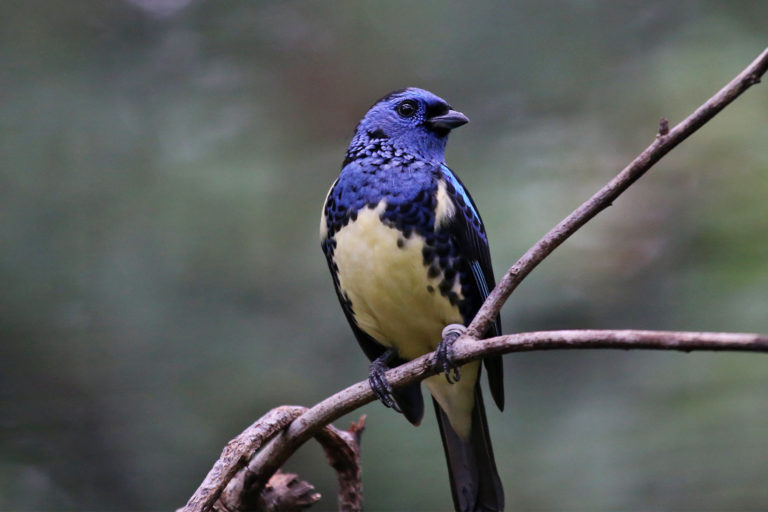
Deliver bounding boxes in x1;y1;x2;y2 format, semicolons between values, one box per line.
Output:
352;87;469;163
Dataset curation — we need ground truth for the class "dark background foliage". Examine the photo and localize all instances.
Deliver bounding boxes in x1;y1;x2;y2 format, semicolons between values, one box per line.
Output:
1;1;767;510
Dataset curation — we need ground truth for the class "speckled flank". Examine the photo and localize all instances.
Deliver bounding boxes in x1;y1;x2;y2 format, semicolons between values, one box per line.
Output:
319;178;337;241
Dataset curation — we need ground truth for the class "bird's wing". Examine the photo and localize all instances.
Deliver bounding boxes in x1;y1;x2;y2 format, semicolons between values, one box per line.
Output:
439;164;504;411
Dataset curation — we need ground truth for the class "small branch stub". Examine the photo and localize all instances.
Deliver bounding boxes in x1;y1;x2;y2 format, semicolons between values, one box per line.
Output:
259;471;321;511
658;117;670;136
317;416;366;512
219;470;321;512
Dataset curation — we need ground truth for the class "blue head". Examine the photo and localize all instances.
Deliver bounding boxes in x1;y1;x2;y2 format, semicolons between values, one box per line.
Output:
349;87;469;164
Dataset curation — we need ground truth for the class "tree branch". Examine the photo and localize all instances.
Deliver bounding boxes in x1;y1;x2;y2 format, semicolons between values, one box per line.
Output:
466;46;768;339
241;330;768;504
244;45;768;501
315;415;365;512
182;406;305;512
182;407;365;512
183;46;768;510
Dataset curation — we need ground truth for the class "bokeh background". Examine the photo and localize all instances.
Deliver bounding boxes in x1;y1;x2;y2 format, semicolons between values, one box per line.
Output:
2;1;767;510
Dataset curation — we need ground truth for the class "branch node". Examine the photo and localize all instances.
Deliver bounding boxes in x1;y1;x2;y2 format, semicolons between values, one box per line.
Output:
348;414;366;446
316;418;366;512
657;117;670;137
252;470;321;512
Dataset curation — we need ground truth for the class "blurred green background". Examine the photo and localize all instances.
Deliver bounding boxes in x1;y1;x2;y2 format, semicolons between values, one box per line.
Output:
1;1;767;510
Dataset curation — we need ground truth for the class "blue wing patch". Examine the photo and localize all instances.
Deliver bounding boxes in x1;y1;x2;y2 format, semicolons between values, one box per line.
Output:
470;260;490;300
440;164;480;221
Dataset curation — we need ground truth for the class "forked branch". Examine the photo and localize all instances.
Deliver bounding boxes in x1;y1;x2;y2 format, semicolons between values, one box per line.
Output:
182;46;768;512
466;46;768;338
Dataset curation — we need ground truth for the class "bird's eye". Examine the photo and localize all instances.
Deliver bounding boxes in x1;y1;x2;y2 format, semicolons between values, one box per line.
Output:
395;100;418;118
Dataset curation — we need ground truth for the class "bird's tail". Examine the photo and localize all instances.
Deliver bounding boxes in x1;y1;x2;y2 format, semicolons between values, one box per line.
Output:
434;384;504;512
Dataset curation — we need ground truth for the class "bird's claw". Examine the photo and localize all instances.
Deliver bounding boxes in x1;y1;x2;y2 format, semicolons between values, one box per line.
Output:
369;354;401;413
434;323;466;384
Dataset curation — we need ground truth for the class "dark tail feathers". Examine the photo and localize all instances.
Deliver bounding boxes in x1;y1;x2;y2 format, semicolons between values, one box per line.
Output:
434;385;504;512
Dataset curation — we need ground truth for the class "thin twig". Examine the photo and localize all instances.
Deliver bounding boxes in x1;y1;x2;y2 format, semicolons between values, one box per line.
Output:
466;46;768;339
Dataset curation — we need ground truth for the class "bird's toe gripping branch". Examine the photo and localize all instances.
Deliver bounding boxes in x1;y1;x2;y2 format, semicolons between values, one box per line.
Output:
368;349;402;413
434;323;466;384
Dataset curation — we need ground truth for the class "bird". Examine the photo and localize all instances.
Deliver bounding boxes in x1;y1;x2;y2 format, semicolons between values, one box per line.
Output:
320;87;504;512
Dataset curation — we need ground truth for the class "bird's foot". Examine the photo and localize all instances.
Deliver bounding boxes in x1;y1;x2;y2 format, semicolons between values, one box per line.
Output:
368;349;401;413
434;323;466;384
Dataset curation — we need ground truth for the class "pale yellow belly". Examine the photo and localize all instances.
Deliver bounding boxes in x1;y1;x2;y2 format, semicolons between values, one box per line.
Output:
332;202;478;437
332;202;463;360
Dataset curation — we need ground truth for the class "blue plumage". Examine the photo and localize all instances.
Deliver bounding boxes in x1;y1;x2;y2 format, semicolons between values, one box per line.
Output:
324;161;477;315
321;88;504;512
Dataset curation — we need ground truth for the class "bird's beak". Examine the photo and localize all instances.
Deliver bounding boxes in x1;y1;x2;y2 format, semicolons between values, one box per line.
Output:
427;109;470;130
